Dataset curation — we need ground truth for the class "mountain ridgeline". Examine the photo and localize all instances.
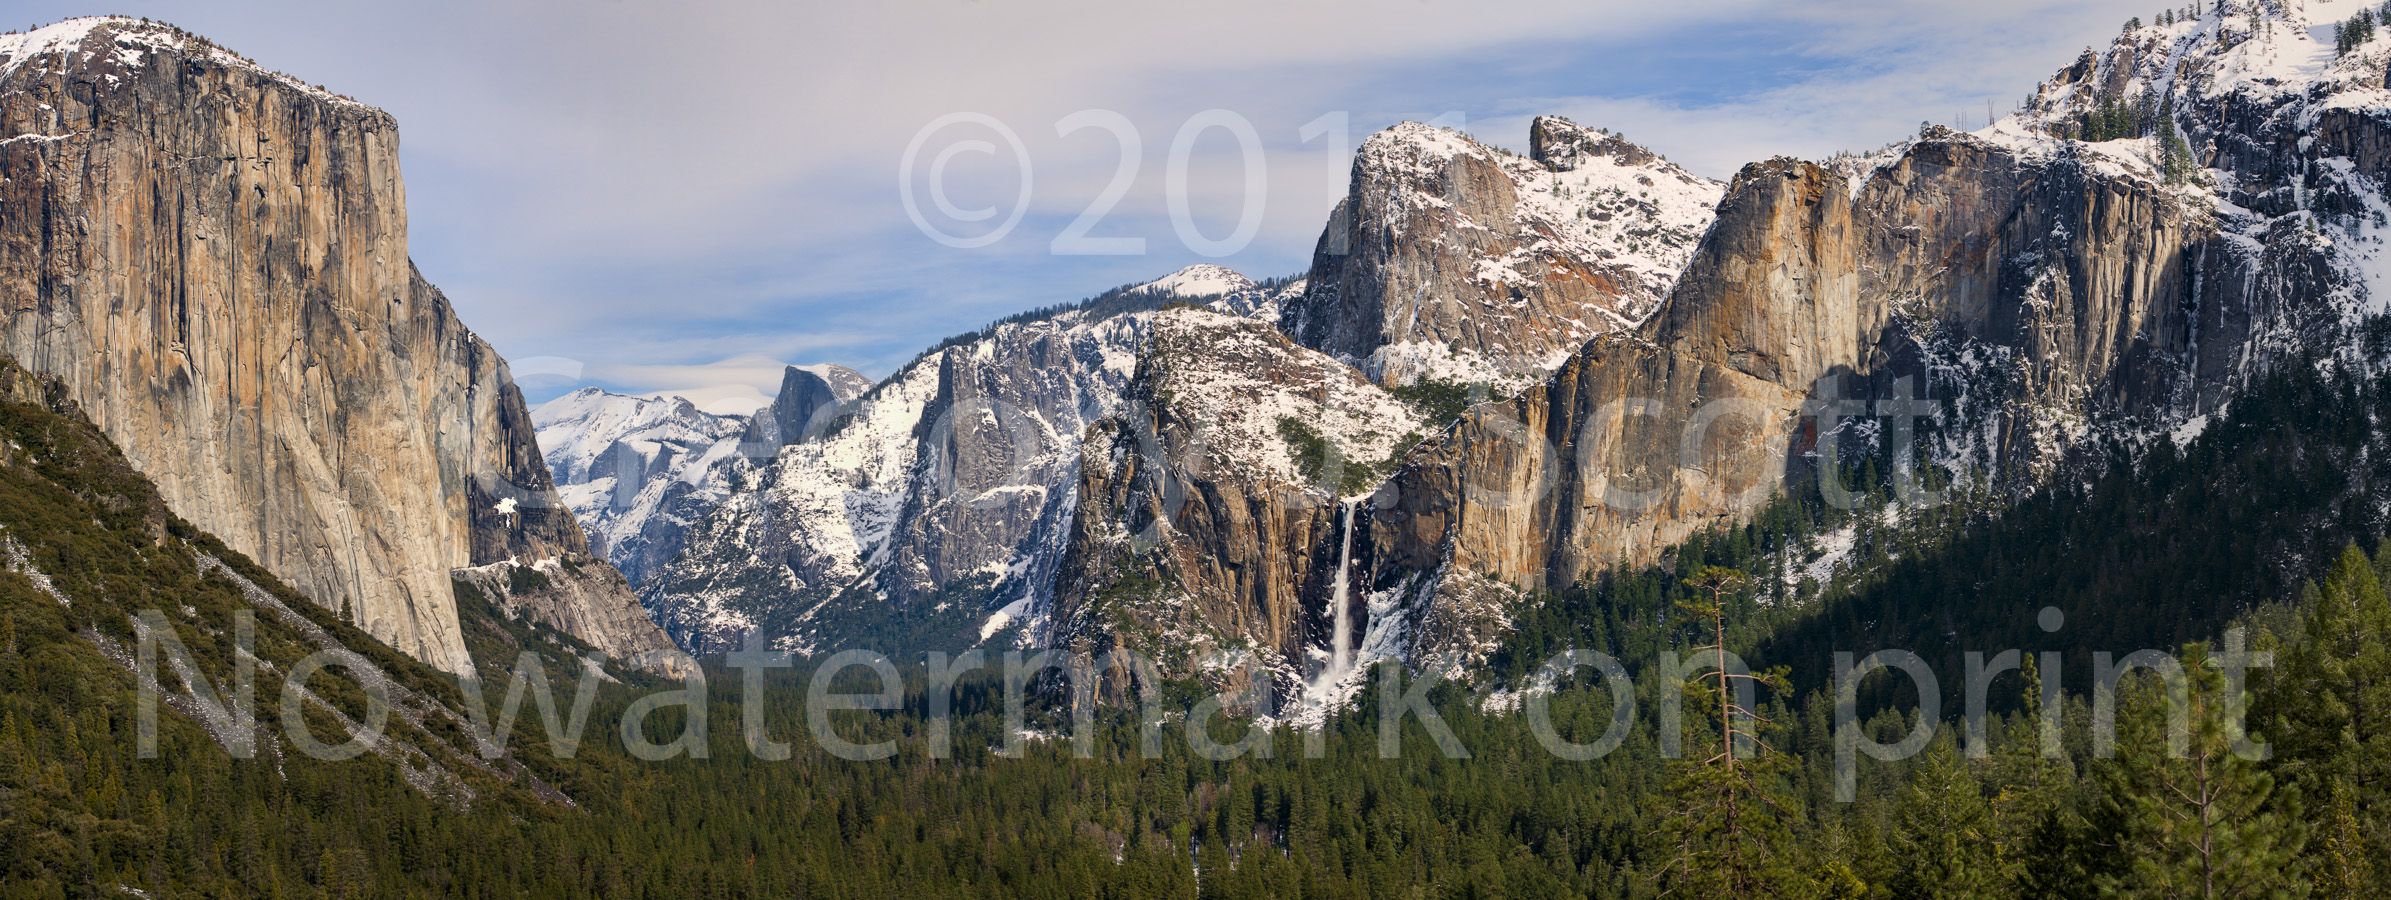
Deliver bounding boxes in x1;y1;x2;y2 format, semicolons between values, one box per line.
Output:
617;271;1300;656
260;4;2360;737
618;2;2391;708
530;362;871;587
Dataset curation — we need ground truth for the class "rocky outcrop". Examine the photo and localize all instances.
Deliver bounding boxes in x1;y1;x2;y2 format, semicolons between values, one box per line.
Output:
1051;308;1423;700
451;557;692;674
638;268;1312;656
743;364;871;449
1281;118;1723;390
643;280;1143;653
0;17;679;674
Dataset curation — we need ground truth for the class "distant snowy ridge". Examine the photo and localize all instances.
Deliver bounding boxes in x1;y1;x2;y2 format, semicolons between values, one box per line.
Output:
1134;264;1255;298
534;388;755;585
639;273;1211;655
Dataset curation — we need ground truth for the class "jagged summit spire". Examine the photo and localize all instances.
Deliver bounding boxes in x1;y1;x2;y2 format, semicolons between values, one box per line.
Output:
1280;115;1724;389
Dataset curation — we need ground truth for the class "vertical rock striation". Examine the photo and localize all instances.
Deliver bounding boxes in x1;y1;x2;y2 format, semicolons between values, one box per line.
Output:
743;364;872;450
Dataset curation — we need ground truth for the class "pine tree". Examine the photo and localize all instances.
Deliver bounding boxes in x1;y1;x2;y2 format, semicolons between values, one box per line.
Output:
2313;782;2377;900
2157;96;2195;184
2099;645;2311;900
1888;734;2004;900
2269;544;2391;803
2264;543;2391;895
1989;654;2081;891
1650;568;1814;899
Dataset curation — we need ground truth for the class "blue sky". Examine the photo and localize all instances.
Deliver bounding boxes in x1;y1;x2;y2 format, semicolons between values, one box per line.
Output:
7;0;2151;412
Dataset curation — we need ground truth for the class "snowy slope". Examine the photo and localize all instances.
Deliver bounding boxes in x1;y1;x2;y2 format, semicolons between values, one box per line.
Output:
1287;117;1726;392
0;17;371;108
533;389;754;584
1986;0;2391;410
1139;308;1425;488
1134;264;1255;298
642;273;1231;655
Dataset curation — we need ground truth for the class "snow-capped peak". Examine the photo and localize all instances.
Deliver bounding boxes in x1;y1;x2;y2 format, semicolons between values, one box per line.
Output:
532;388;746;485
0;17;370;108
531;387;758;584
1135;264;1256;298
1989;0;2380;149
786;363;874;399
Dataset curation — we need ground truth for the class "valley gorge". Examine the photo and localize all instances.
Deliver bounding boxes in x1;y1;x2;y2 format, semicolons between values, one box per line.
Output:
9;4;2391;898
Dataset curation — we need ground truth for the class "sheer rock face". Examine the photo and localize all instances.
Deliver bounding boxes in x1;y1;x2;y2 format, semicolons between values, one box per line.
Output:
638;271;1292;657
1372;6;2378;667
1377;148;2219;634
1282;118;1723;390
744;364;871;450
0;17;679;674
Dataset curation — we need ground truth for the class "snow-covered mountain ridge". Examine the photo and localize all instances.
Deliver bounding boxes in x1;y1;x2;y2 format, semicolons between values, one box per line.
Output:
561;2;2391;715
1283;116;1725;392
630;267;1303;655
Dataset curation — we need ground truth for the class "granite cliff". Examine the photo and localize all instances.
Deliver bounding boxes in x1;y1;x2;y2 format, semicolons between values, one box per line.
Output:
1359;2;2378;671
638;270;1293;655
0;17;682;674
1281;117;1723;390
1049;307;1424;700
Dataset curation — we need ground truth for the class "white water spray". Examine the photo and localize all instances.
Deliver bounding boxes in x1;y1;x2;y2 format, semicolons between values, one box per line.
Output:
1294;497;1367;721
1329;497;1357;677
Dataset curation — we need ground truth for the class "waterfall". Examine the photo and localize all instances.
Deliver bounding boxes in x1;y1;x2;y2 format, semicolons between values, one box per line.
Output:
1329;497;1357;678
1297;497;1364;718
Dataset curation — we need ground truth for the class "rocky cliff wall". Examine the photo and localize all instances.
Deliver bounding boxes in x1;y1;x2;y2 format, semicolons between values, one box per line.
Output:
1367;3;2370;669
1052;309;1423;698
1283;118;1723;390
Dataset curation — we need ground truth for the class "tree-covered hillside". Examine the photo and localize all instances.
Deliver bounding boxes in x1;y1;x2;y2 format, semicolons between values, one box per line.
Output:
6;347;2390;899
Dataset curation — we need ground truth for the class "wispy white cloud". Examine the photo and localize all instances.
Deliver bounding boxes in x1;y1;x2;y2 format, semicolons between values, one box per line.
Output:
14;0;2153;405
585;354;798;415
